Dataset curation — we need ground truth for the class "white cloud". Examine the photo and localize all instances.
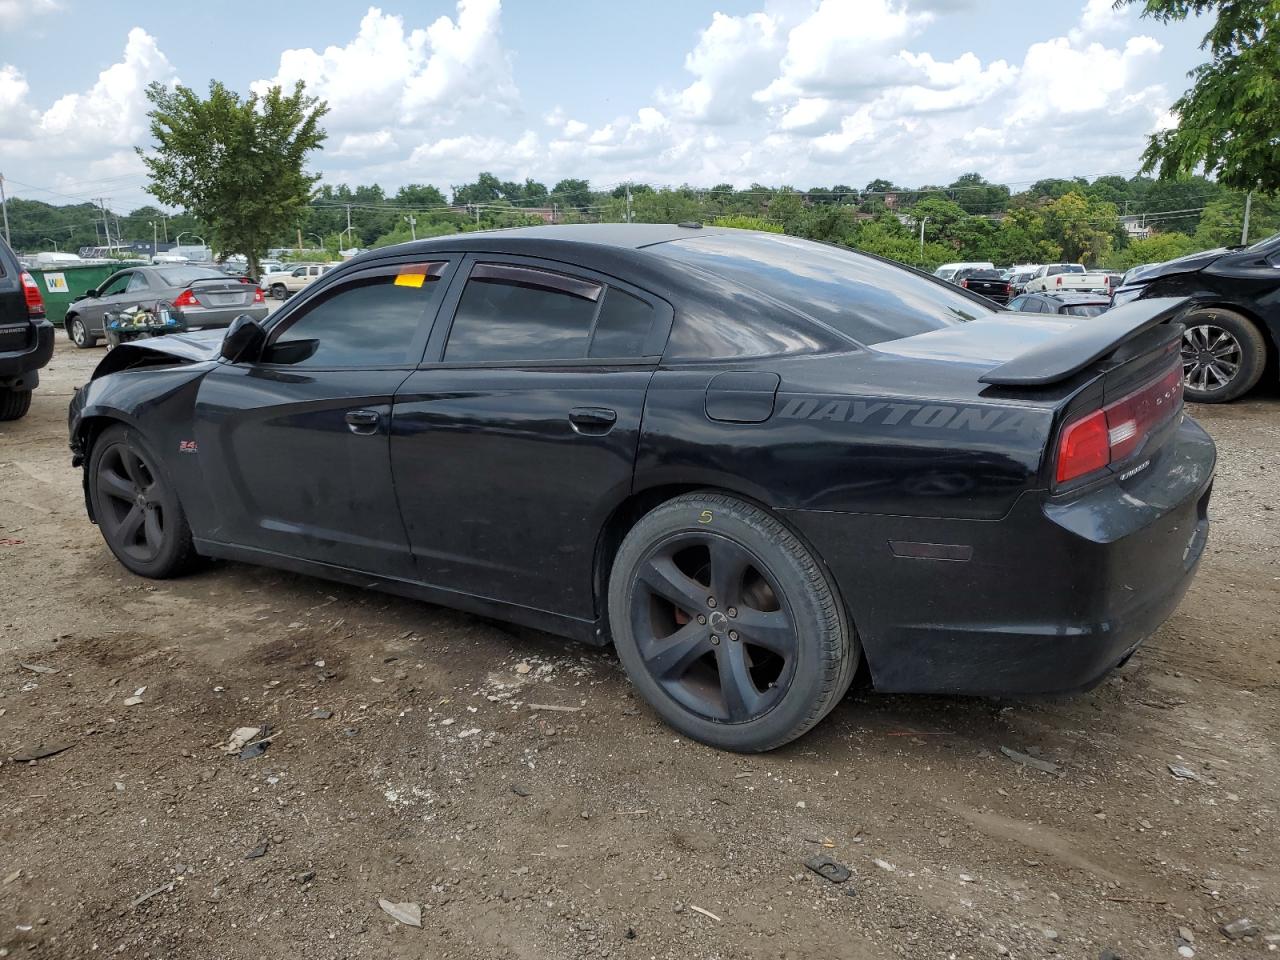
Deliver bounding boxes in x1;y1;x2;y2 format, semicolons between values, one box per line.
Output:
334;129;398;157
0;0;58;27
0;65;37;136
664;12;783;124
252;2;517;132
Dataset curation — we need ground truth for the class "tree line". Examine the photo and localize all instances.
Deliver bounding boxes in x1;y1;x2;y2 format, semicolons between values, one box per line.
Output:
9;171;1275;273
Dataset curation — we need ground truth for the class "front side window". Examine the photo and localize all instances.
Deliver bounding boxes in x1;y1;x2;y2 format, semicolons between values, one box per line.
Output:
445;263;603;362
267;261;448;367
99;274;131;297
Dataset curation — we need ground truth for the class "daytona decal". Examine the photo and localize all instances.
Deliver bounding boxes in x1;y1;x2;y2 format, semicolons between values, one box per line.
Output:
777;397;1036;434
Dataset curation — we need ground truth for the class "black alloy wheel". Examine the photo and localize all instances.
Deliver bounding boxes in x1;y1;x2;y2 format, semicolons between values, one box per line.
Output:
88;425;197;578
1178;307;1267;403
610;492;857;752
630;532;797;724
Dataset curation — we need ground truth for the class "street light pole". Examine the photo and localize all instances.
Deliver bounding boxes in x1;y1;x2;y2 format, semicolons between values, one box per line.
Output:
43;237;58;251
150;220;158;257
919;216;930;257
404;214;417;240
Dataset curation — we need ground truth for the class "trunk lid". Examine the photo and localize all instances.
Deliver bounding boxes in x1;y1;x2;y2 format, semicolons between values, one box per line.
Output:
188;278;254;309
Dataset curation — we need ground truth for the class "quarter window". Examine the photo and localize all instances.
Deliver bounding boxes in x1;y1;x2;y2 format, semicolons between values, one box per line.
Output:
268;262;447;367
588;288;655;358
126;273;150;293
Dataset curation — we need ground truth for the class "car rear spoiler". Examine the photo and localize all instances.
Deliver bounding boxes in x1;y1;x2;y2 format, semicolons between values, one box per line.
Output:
979;296;1190;386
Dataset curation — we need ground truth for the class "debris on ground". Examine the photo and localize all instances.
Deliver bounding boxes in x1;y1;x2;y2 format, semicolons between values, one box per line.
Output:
10;741;75;763
244;841;269;860
1219;917;1259;940
310;708;333;720
873;858;896;872
529;703;581;712
689;905;722;922
510;784;531;797
19;663;57;675
239;740;271;760
1000;746;1062;775
221;727;263;754
1168;763;1202;782
123;686;146;706
378;899;422;927
128;881;176;910
515;662;532;674
804;854;852;883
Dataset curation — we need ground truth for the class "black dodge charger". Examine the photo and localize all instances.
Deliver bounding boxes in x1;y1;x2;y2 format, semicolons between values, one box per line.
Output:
69;225;1215;752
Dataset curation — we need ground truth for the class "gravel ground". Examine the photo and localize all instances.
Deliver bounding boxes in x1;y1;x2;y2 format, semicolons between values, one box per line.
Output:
1;339;1277;960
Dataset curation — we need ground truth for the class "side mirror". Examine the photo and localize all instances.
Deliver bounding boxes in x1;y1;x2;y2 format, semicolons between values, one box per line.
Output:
85;288;99;299
220;314;267;363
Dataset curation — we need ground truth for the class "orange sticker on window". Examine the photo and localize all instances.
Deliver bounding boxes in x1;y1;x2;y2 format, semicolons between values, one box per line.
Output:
394;273;426;288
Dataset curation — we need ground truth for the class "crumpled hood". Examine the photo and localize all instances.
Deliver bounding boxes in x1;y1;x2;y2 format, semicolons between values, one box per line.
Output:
1129;247;1229;284
89;328;224;380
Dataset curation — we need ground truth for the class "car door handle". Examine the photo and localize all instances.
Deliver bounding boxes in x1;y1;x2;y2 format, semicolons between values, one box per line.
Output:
345;409;381;435
568;406;617;435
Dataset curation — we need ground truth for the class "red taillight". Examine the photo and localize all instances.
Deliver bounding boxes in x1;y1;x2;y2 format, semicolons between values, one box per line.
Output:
960;279;969;288
1004;283;1012;295
252;287;265;303
20;272;45;318
1055;360;1184;485
1055;275;1063;286
172;289;199;308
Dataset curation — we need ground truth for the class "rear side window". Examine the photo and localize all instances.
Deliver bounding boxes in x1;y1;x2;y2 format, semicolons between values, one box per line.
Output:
153;266;224;286
269;262;447;367
588;288;654;358
652;232;994;347
1064;304;1107;317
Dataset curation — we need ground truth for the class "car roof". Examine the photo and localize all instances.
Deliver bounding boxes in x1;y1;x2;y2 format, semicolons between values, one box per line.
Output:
412;222;732;250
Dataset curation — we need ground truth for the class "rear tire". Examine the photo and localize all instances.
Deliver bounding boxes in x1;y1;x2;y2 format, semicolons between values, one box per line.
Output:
608;491;858;752
87;424;198;579
0;388;32;421
270;284;287;300
1181;307;1267;403
68;316;98;349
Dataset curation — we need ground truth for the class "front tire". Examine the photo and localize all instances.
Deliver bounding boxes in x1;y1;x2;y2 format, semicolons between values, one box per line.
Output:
608;492;858;752
270;284;287;300
0;388;32;421
87;424;198;579
1181;308;1267;403
68;316;98;349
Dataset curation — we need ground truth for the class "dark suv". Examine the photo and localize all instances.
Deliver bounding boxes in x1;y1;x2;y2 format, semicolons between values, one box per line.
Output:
0;237;54;420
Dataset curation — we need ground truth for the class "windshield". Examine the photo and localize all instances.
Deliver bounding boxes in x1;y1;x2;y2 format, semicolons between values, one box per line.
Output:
652;232;995;346
153;266;226;286
1064;303;1108;317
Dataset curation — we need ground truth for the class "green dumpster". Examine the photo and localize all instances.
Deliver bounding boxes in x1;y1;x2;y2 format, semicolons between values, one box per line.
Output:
27;262;132;327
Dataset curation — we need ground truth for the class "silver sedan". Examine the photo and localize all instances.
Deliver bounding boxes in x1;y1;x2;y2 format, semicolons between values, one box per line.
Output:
64;264;270;348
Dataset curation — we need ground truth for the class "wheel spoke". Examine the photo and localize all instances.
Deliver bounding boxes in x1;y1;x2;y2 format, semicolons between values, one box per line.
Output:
119;450;145;487
708;538;752;607
97;466;134;503
641;621;711;680
733;607;796;657
637;555;706;613
717;642;764;722
118;504;144;544
143;505;163;551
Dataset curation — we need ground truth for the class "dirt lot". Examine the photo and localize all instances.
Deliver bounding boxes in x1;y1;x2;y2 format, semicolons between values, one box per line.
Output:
1;339;1277;960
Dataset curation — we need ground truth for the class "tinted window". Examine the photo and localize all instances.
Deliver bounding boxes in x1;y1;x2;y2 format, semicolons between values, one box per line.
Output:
446;263;602;362
153;266;225;286
1064;303;1107;317
966;270;1003;280
100;273;131;296
588;288;655;358
270;263;446;367
652;233;995;346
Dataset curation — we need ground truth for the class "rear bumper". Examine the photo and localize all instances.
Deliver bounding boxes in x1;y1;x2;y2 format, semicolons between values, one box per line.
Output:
0;320;54;388
783;416;1216;696
176;304;269;329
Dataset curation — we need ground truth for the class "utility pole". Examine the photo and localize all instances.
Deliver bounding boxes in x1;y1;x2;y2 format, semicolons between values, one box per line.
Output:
919;216;929;257
96;198;112;251
1241;190;1253;245
345;204;352;247
297;228;303;250
404;214;417;240
150;220;158;256
0;172;10;245
626;186;633;224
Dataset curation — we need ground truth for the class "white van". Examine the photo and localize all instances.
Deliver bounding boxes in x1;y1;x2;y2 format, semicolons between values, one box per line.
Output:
933;261;994;282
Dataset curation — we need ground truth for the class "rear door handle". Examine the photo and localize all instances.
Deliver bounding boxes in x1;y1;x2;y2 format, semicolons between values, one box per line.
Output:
345;409;381;435
569;406;617;435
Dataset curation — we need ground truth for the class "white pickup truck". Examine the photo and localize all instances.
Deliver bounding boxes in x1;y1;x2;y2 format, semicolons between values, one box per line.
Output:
260;263;335;300
1021;263;1112;295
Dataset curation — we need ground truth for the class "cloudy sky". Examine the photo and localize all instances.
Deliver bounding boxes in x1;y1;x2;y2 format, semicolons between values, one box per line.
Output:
0;0;1209;208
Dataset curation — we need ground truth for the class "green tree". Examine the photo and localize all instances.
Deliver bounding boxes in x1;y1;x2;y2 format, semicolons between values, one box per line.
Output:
1193;192;1280;246
551;178;593;211
1100;232;1200;270
1041;192;1119;263
711;215;783;233
947;172;1010;215
451;172;503;206
1124;0;1280;193
139;80;328;277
